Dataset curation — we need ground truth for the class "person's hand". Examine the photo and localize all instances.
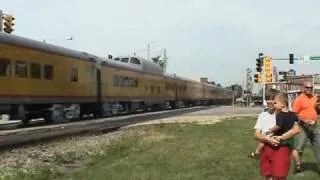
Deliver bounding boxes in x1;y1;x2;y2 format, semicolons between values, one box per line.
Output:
306;120;315;125
272;136;282;142
266;136;280;146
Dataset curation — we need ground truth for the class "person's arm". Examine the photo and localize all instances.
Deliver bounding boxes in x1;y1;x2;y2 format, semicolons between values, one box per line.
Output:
254;129;279;145
274;116;300;141
267;113;282;135
267;125;280;134
278;124;300;140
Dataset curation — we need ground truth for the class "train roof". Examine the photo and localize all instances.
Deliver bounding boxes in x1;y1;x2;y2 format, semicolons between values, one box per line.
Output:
0;32;97;61
0;32;233;93
0;32;164;75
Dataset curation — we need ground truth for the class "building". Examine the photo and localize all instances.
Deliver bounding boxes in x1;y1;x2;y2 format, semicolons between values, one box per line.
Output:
266;74;320;96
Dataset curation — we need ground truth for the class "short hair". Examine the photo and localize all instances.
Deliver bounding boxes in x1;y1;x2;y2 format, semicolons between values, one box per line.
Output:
275;93;288;107
269;93;277;101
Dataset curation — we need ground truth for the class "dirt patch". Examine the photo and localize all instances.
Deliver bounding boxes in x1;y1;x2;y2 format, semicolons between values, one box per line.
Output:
0;130;130;177
55;158;92;177
126;115;256;127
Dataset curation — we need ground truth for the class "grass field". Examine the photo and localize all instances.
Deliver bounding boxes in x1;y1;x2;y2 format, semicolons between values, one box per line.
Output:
3;117;320;180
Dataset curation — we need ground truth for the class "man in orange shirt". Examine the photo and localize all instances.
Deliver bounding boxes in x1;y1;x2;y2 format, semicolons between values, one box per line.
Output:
292;81;320;173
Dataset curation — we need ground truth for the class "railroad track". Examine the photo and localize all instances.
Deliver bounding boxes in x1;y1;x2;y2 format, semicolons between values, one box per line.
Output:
0;106;211;152
0;107;190;131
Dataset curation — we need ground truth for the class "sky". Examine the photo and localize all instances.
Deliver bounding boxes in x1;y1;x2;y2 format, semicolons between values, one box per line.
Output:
2;0;320;87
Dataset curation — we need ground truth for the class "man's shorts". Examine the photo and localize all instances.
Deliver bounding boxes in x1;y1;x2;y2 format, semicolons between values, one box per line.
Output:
260;144;291;178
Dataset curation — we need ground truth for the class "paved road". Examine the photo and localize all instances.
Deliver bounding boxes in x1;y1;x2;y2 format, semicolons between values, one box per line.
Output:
181;105;263;116
129;106;263;127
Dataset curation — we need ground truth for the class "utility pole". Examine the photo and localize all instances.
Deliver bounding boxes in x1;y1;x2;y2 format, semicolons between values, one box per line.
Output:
163;48;168;72
0;10;3;32
262;56;266;106
246;68;253;107
147;43;150;61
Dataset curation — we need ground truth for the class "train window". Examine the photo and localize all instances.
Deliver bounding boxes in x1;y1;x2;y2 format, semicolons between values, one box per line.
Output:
120;58;129;63
70;67;78;82
15;61;28;78
134;79;138;87
30;63;41;79
128;78;137;87
127;77;133;87
0;58;11;76
114;57;120;61
113;75;119;86
119;76;124;87
123;77;129;87
44;64;53;80
130;58;141;65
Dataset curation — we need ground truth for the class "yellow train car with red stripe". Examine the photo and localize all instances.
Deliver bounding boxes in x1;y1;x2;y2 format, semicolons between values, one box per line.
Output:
0;32;233;125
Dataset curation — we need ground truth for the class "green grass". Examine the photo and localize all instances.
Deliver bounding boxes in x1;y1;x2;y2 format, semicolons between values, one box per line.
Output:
4;117;320;180
64;117;320;180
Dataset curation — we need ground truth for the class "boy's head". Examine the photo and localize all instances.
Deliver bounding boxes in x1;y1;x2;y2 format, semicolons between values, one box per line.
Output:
266;94;276;113
274;93;288;110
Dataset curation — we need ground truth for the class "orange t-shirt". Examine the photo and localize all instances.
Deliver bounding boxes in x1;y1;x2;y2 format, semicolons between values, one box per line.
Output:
292;94;318;122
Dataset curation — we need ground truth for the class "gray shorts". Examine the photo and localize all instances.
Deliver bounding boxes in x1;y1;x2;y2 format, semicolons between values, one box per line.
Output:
294;121;320;162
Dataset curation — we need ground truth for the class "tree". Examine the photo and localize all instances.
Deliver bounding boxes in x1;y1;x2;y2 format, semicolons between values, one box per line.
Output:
217;83;222;87
225;84;243;98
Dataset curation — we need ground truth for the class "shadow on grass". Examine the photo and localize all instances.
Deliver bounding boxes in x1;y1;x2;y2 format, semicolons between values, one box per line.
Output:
301;162;319;174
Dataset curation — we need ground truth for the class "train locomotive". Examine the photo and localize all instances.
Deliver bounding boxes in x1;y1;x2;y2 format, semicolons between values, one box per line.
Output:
0;32;233;125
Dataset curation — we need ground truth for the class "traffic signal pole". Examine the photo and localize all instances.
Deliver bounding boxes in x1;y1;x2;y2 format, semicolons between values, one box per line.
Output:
262;57;266;107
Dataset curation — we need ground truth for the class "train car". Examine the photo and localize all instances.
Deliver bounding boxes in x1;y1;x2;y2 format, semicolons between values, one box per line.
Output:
0;32;98;124
0;32;233;125
99;56;172;115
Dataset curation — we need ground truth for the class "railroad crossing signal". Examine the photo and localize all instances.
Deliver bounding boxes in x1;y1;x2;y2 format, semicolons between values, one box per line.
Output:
254;73;262;83
2;15;14;34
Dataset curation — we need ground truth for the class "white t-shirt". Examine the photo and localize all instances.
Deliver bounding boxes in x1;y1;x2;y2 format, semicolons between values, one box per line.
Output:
253;111;276;134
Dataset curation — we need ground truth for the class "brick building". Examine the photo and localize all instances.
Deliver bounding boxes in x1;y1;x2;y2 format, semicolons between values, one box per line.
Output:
266;74;320;96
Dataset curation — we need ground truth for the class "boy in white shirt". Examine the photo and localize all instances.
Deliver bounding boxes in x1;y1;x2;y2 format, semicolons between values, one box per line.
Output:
249;100;276;158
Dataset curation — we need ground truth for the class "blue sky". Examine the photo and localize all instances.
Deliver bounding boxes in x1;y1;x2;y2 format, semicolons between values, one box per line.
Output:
2;0;320;87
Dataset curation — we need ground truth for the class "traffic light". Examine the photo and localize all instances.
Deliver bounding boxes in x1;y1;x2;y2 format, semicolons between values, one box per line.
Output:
2;15;15;34
254;73;262;83
256;58;263;72
264;56;272;83
264;56;272;74
289;53;294;64
266;73;272;83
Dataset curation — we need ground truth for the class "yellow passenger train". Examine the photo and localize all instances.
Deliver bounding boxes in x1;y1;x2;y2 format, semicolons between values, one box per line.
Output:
0;32;233;124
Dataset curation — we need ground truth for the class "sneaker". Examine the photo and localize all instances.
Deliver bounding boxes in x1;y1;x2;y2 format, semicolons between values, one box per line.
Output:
248;152;260;159
294;164;303;174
